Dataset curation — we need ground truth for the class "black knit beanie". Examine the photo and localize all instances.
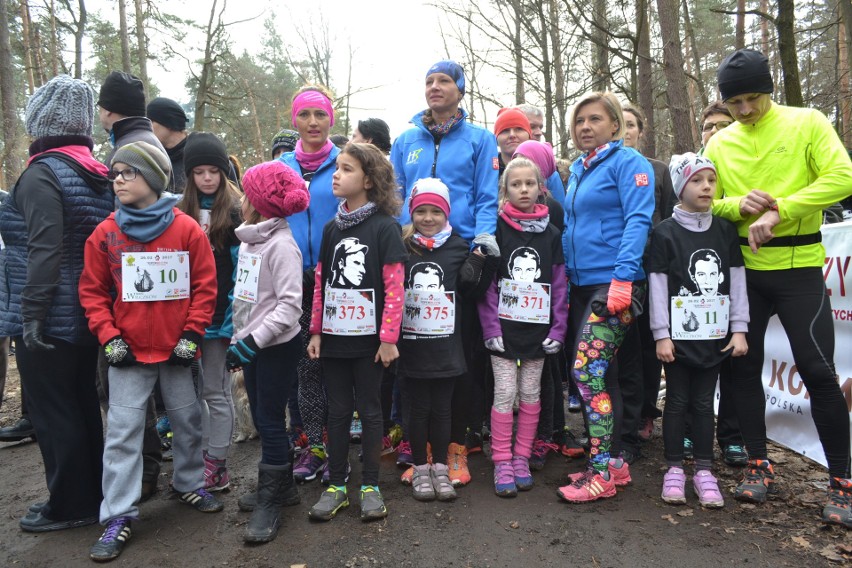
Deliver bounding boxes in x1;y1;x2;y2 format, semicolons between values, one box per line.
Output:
147;97;188;132
98;71;146;117
717;49;773;101
183;132;230;175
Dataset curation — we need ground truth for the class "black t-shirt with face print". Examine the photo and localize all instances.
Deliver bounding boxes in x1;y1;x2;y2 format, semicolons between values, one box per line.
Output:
317;212;408;358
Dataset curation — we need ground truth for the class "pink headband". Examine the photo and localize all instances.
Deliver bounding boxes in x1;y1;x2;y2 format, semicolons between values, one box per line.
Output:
291;91;335;128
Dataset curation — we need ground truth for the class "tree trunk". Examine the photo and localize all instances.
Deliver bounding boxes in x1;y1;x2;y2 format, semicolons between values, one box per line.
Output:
775;0;803;107
133;0;148;95
680;0;701;147
591;0;608;92
118;0;131;72
735;0;745;49
547;0;566;152
73;0;87;78
656;0;692;154
511;0;524;104
636;0;656;158
681;0;706;109
0;0;20;189
194;0;219;131
840;1;852;146
49;0;59;76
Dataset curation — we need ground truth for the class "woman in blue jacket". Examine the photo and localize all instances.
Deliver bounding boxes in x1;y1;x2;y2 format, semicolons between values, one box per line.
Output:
557;92;654;504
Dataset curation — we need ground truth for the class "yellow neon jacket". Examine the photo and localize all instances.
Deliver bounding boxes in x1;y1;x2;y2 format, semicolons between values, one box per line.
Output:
705;103;852;271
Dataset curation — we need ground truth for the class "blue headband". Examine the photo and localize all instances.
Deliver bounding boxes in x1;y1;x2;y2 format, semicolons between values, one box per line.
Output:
426;60;465;95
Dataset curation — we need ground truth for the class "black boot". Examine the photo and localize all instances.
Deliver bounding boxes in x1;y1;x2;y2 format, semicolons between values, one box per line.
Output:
0;417;36;442
244;463;288;543
238;454;299;511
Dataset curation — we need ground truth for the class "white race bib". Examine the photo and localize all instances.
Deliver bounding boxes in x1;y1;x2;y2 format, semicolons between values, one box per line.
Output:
498;279;551;324
121;252;190;302
670;295;730;340
402;289;455;335
234;252;262;304
322;286;376;336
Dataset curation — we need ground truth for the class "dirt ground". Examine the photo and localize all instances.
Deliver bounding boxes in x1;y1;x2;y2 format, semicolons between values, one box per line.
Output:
0;354;850;568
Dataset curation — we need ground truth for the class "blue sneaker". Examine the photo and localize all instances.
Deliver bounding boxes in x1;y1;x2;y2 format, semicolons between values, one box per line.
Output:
349;413;363;443
567;395;582;413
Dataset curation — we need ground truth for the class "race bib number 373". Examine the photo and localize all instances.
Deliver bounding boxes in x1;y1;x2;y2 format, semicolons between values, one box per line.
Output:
122;252;190;302
322;287;377;336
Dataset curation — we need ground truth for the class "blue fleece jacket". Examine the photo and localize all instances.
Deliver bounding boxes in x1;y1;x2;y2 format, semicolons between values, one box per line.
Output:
279;145;341;269
562;140;654;286
390;109;499;241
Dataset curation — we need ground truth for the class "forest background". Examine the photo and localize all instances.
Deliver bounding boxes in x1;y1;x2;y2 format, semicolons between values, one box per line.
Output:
0;0;848;191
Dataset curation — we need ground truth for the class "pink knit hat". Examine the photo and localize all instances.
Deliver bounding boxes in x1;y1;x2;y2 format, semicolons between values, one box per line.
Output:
512;140;557;178
242;160;310;219
409;177;451;217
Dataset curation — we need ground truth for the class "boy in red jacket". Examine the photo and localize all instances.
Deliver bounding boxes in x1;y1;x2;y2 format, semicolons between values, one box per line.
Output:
79;141;220;563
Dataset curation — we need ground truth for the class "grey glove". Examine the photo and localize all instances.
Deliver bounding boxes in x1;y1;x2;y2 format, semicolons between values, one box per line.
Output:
104;336;137;367
485;336;505;353
22;319;55;352
542;338;562;355
473;233;500;257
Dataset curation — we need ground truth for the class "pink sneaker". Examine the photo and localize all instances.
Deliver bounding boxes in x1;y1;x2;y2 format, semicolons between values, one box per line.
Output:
661;467;686;505
567;461;631;487
693;470;724;508
557;469;616;503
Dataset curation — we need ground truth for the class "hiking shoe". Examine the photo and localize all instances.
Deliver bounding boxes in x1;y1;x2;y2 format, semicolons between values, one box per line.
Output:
661;467;687;504
723;444;749;467
557;468;616;503
412;464;435;501
638;417;654;442
493;461;517;497
512;456;534;491
309;486;349;521
293;446;326;483
822;477;852;529
321;459;351;486
693;470;724;508
90;517;132;562
567;394;582;413
621;448;641;465
447;443;471;486
431;463;457;501
465;428;483;454
202;452;230;492
567;461;631;487
156;415;171;437
560;429;585;459
289;428;309;454
359;486;388;521
529;438;558;471
349;412;362;443
178;488;224;512
683;437;694;461
396;440;413;468
734;459;776;504
381;423;403;455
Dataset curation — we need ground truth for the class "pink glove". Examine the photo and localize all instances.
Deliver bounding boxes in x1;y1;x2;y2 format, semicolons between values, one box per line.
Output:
606;279;632;314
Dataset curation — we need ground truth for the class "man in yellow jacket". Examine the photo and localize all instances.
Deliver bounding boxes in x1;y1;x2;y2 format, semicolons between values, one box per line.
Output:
705;48;851;529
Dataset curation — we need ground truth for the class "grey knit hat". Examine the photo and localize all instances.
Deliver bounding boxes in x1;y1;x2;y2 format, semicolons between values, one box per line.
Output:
111;141;172;196
25;75;95;138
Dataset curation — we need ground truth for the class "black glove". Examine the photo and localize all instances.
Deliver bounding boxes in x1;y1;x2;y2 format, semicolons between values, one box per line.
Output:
104;336;137;367
226;335;259;370
168;332;202;366
22;319;55;352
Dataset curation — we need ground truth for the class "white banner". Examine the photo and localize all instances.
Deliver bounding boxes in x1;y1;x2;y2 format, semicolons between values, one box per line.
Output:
762;220;852;466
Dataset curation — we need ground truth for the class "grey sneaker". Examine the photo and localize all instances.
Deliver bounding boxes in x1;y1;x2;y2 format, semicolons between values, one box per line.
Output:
412;464;435;501
308;487;349;521
359;486;387;521
430;463;457;502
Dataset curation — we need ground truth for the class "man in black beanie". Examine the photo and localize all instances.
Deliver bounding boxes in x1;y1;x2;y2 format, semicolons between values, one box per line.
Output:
148;97;190;192
705;48;852;529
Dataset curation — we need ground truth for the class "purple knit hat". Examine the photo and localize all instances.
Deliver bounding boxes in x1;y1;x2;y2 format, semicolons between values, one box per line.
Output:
242;161;310;218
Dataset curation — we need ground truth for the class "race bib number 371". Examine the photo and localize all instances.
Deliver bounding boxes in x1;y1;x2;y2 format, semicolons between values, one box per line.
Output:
122;252;190;302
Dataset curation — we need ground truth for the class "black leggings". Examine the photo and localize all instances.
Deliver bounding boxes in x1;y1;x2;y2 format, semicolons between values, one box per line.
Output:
322;356;384;486
732;268;850;479
663;360;720;467
403;375;456;465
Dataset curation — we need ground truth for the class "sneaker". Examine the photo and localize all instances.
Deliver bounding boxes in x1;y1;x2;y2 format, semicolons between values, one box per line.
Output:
567;394;582;413
512;456;534;491
661;467;687;505
288;428;309;454
822;477;852;529
734;459;776;504
447;442;471;486
349;412;362;443
359;486;388;521
557;468;616;503
202;452;230;492
155;415;171;437
693;470;724;508
529;438;558;471
309;486;349;521
381;424;403;455
637;417;654;442
321;459;351;486
723;444;749;467
293;446;326;483
621;448;641;465
465;428;483;454
411;464;435;501
560;429;585;459
177;488;224;512
683;437;694;461
396;440;413;468
493;461;517;497
431;463;457;501
90;517;132;562
567;461;631;487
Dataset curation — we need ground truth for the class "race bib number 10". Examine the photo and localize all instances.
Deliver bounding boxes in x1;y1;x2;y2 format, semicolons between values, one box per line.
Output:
121;252;190;302
322;286;377;336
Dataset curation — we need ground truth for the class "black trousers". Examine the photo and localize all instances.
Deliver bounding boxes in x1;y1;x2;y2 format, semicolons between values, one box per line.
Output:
403;375;456;465
663;360;720;465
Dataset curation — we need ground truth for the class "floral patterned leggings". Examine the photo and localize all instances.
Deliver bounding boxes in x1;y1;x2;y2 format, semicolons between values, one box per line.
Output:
569;285;633;473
